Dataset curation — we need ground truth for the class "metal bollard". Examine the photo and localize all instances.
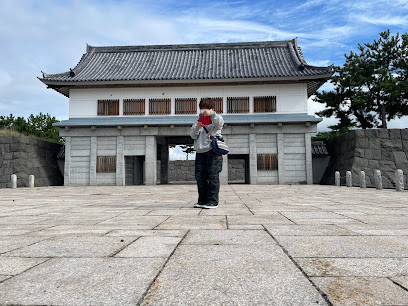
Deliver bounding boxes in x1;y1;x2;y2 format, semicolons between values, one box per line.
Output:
29;175;35;188
335;171;340;186
346;171;352;187
375;170;382;190
395;169;404;192
11;174;17;189
360;171;366;188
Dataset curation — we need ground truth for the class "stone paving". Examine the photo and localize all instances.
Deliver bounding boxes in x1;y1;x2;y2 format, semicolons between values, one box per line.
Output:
0;184;407;305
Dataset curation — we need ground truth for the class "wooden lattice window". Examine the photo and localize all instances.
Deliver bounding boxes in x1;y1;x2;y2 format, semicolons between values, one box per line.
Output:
227;97;249;113
257;154;278;171
254;96;277;113
149;98;171;115
97;100;119;116
175;98;197;114
97;156;116;172
209;97;223;113
123;99;145;115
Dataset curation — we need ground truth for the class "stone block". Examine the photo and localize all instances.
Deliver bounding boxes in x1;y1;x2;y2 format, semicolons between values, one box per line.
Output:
10;142;23;152
382;175;393;189
368;160;380;168
382;139;402;150
381;149;394;160
378;128;389;138
368;138;380;150
365;129;378;138
13;152;29;160
365;149;381;160
355;137;369;149
1;167;13;176
354;148;364;158
312;277;408;305
353;157;368;168
389;129;402;140
394;151;408;165
401;129;408;140
354;129;364;138
0;257;165;306
0;136;13;144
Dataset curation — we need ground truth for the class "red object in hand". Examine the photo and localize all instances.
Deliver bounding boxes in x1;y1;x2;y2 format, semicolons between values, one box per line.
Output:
198;114;212;126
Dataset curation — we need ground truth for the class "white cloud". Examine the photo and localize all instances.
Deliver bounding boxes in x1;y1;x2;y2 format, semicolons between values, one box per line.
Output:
1;0;407;132
357;15;408;26
170;145;195;161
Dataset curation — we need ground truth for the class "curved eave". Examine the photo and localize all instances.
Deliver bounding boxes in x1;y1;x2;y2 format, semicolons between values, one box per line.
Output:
39;73;333;99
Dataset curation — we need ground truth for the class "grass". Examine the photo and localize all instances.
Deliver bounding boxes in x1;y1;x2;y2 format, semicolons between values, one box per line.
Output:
0;128;21;136
0;128;62;144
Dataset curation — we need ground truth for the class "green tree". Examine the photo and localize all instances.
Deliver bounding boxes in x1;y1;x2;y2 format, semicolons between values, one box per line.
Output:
0;113;61;143
314;30;408;130
179;144;195;160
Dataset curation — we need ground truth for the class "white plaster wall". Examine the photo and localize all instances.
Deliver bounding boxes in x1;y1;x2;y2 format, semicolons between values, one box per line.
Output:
68;83;308;118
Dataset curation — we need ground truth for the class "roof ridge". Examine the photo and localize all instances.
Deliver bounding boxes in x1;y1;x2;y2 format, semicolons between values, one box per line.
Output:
87;40;295;53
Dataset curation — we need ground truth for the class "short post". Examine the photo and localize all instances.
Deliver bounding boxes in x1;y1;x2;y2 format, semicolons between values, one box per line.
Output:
335;171;340;186
29;175;35;188
346;171;352;187
395;169;404;192
11;174;17;189
375;170;382;190
360;171;366;188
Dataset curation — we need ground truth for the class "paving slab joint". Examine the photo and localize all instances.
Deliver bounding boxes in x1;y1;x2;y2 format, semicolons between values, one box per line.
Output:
387;277;408;293
262;225;333;306
152;215;172;230
137;230;190;306
0;258;52;285
109;237;141;257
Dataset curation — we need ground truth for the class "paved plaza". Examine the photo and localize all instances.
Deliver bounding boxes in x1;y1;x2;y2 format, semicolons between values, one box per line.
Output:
0;184;407;305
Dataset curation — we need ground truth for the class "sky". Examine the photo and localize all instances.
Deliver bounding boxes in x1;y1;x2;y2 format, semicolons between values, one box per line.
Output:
1;0;407;160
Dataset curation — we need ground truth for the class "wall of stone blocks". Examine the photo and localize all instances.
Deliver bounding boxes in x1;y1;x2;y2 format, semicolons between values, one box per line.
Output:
156;159;245;183
320;129;408;189
0;135;63;188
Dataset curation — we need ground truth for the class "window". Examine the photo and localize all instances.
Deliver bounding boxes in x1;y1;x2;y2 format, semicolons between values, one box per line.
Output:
257;154;278;170
123;99;145;115
210;97;223;113
175;98;197;114
254;96;277;113
227;97;249;113
97;100;119;116
149;98;171;115
97;156;116;172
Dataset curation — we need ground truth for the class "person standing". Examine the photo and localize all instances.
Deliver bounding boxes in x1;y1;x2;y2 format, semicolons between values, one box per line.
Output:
189;98;224;209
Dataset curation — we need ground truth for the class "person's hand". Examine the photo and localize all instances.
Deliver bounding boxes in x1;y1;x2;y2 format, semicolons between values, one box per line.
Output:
197;122;205;129
203;109;212;117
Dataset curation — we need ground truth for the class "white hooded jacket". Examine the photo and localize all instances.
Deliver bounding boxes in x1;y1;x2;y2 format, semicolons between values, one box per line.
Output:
189;111;224;153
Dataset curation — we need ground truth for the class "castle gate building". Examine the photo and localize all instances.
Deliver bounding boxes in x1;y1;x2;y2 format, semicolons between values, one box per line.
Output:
39;40;333;186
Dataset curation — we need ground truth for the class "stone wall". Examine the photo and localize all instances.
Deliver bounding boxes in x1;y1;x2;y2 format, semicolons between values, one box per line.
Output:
0;135;63;188
156;159;245;182
320;129;408;188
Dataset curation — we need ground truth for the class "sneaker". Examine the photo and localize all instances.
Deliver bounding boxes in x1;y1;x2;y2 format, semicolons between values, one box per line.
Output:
194;203;206;208
202;203;218;209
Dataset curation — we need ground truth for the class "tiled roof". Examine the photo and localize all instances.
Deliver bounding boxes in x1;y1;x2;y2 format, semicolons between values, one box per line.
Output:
39;39;333;97
53;113;322;127
311;141;329;156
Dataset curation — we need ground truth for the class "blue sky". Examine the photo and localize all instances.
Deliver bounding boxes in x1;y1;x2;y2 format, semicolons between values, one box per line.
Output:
1;0;407;159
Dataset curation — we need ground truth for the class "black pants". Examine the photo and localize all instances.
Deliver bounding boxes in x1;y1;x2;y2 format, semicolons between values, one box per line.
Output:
195;150;223;205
